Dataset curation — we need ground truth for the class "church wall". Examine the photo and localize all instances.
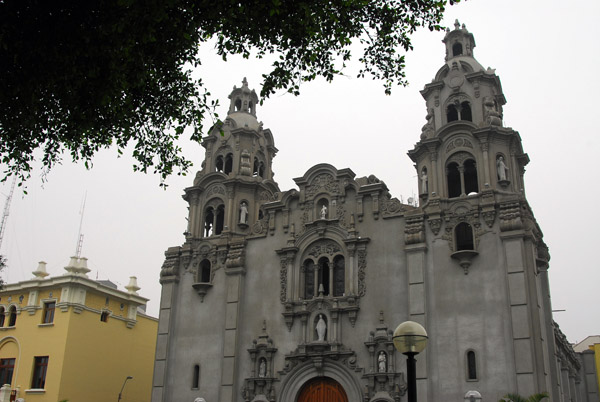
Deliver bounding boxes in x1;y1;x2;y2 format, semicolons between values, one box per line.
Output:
424;223;518;400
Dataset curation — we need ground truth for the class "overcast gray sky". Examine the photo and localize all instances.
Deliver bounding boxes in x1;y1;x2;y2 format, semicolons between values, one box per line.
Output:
1;0;598;343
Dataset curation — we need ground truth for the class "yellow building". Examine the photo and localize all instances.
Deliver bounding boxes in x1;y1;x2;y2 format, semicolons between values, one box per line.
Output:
0;257;158;402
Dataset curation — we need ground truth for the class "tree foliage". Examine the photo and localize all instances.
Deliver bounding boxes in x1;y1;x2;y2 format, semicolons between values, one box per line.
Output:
0;0;458;184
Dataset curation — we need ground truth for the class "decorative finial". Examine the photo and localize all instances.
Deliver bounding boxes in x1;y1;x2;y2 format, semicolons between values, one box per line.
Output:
454;19;460;30
262;319;267;332
242;77;248;87
32;261;50;279
462;23;466;29
126;276;141;294
379;310;384;324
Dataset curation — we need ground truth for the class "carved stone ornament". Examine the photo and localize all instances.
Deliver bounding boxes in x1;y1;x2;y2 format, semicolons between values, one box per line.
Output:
357;250;367;297
306;174;341;199
160;249;181;283
498;202;523;232
428;218;442;235
445;137;474;154
252;218;269;236
279;257;288;303
404;216;425;245
363;311;406;401
243;321;278;402
381;196;405;218
307;242;342;258
446;150;475;166
241;149;252;176
206;184;226;197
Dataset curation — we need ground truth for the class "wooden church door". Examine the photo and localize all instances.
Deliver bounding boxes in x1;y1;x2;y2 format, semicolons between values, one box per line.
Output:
297;377;348;402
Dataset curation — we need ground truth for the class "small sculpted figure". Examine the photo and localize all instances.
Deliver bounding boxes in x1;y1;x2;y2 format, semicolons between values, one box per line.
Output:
497;156;508;181
378;351;387;373
420;170;428;194
240;202;248;224
316;314;327;341
320;204;328;219
258;359;266;378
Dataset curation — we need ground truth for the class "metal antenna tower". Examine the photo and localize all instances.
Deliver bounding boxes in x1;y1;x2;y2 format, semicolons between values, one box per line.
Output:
75;192;87;258
0;177;17;251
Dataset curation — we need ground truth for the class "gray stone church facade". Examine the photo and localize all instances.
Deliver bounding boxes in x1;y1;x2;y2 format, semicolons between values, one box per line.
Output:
152;23;594;402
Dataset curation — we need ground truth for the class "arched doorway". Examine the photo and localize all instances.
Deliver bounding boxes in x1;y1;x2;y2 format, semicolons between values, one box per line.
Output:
297;377;348;402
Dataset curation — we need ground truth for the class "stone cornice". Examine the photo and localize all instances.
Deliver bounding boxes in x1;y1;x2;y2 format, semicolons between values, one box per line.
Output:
3;275;148;306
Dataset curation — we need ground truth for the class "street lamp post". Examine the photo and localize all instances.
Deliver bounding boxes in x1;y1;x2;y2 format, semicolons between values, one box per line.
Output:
117;376;133;402
393;321;428;402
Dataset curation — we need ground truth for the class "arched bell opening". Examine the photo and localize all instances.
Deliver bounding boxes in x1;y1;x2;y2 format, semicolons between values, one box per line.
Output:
224;154;233;175
452;42;463;56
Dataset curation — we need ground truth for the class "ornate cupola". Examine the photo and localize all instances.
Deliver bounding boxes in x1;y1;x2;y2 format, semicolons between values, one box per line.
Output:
409;21;529;204
182;79;280;241
228;77;258;116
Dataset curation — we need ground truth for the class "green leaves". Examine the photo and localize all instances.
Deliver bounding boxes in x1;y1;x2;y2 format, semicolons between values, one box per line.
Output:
0;0;458;184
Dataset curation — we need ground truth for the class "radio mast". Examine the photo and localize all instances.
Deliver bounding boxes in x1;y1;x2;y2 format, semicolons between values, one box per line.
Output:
75;192;87;258
0;177;17;251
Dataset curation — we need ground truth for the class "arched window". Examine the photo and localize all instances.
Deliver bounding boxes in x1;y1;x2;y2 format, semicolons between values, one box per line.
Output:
452;42;463;56
204;207;214;237
253;158;259;176
258;162;265;178
304;260;315;299
224;153;233;175
447;162;461;198
447;104;459;122
446;153;478;198
303;251;345;299
333;256;345;297
7;306;16;327
192;364;200;389
204;204;225;237
215;155;224;172
0;307;4;327
466;350;478;380
464;159;478;194
235;99;241;111
461;101;472;122
456;222;474;251
199;260;211;283
318;257;330;296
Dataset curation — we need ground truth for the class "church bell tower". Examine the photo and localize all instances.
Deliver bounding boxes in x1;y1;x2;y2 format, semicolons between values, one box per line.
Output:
183;78;280;240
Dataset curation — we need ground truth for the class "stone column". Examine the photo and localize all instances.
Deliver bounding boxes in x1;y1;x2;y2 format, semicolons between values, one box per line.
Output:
220;240;246;402
480;140;491;185
404;214;428;401
429;151;439;196
458;165;466;196
152;247;182;402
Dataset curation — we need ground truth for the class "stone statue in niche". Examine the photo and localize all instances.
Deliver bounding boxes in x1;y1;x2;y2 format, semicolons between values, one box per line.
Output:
497;156;508;181
258;358;266;378
320;204;328;219
420;169;428;194
378;351;387;373
239;202;248;224
316;314;327;341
